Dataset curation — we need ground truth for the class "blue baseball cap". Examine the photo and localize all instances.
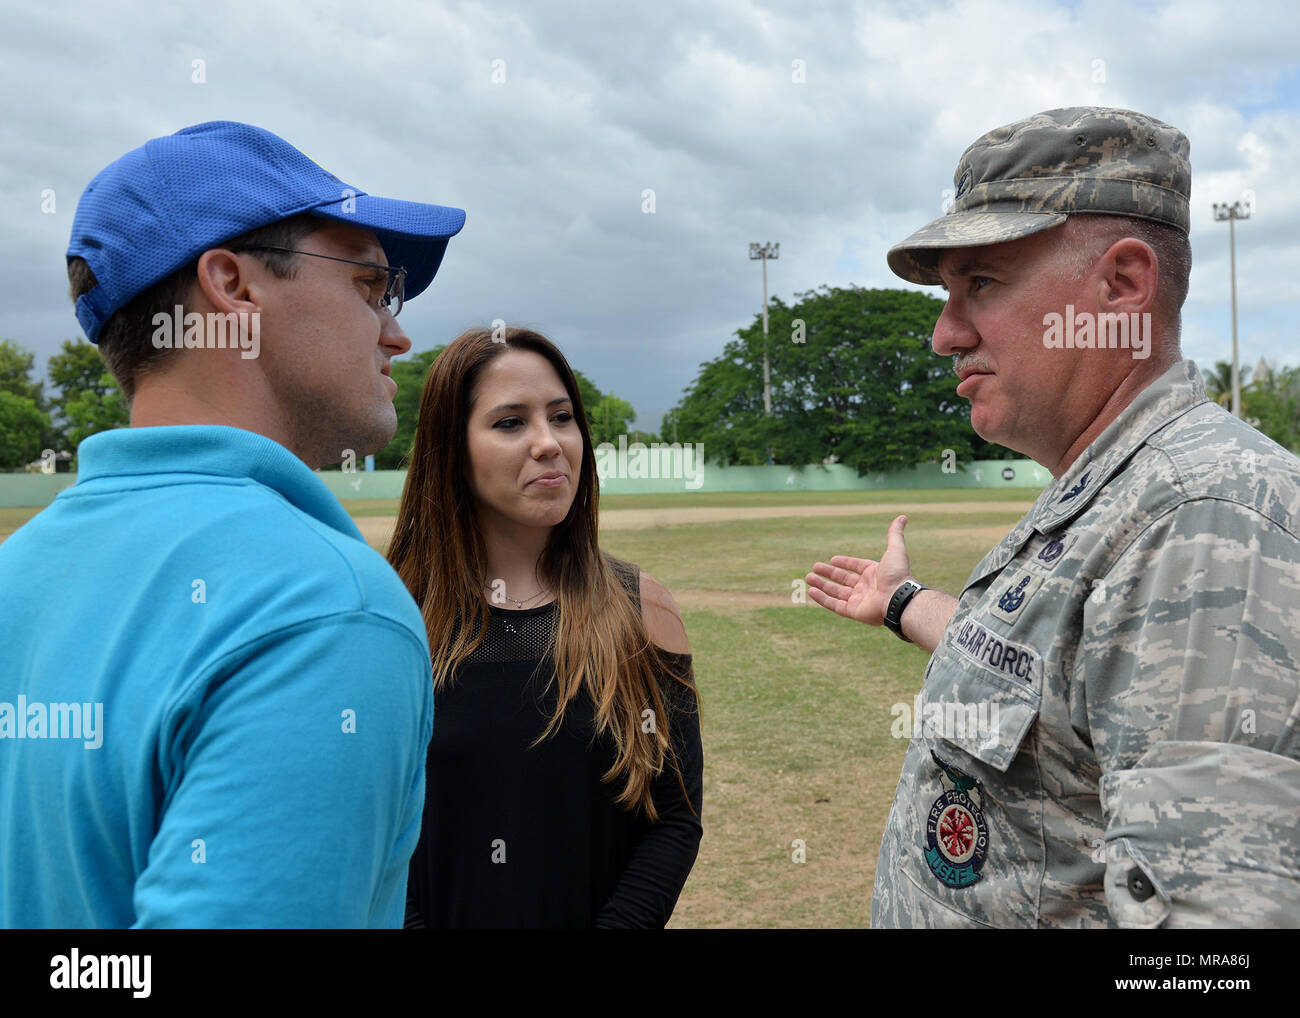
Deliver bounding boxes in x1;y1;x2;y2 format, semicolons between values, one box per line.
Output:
68;121;467;344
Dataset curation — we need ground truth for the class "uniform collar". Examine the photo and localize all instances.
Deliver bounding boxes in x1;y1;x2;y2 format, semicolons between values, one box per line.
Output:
73;424;364;542
961;360;1209;590
1030;359;1209;533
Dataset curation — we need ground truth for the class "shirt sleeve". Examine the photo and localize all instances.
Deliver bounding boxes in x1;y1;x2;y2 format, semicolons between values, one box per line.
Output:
595;655;704;929
132;613;434;928
1076;497;1300;928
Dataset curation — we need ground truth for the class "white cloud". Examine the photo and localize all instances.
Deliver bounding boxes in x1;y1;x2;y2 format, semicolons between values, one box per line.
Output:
0;0;1295;433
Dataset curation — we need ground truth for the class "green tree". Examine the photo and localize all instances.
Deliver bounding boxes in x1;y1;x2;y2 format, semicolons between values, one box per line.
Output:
662;355;769;465
1243;360;1300;453
571;370;650;441
665;286;1006;474
46;339;129;449
572;370;603;421
64;380;129;448
587;393;637;446
0;339;45;406
0;391;49;469
1203;359;1251;408
0;339;61;466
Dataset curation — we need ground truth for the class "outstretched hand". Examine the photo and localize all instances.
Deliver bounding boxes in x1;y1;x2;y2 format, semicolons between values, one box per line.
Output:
805;514;915;627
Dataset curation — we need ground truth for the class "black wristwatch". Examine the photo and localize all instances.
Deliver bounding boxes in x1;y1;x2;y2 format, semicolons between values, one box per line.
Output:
884;579;927;643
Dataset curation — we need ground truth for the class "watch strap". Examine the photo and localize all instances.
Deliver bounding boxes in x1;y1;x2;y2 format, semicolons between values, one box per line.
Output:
884;580;926;642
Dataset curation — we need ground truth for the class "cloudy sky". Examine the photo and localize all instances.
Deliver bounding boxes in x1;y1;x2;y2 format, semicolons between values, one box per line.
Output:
2;0;1296;433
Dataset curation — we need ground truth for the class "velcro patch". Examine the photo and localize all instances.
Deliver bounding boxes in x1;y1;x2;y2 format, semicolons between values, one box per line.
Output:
1028;531;1076;570
950;617;1043;689
987;570;1046;625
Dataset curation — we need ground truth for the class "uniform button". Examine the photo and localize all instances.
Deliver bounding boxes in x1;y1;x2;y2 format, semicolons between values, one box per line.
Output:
1126;867;1154;901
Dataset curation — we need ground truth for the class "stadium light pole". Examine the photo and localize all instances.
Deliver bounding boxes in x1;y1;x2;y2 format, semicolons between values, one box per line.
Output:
1212;200;1250;418
749;242;779;417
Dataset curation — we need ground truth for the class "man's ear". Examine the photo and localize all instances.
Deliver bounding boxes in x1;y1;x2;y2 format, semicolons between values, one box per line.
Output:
1097;237;1158;315
194;249;263;316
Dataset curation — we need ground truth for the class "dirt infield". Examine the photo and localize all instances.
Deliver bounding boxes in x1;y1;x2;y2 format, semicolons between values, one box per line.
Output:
352;501;1033;549
671;588;790;609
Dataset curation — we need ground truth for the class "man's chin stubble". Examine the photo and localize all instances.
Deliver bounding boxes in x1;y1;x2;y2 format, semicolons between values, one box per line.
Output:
281;387;395;469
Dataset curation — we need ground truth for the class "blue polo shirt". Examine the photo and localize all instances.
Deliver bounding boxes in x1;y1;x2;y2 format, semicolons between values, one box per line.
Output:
0;425;434;928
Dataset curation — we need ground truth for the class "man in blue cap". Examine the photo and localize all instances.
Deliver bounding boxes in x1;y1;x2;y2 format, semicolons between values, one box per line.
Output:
0;122;465;927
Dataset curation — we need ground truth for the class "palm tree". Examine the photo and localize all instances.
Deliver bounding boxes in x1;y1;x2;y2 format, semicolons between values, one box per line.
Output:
1203;360;1251;408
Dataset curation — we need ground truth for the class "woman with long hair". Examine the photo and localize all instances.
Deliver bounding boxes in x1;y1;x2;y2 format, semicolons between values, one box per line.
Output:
389;326;702;928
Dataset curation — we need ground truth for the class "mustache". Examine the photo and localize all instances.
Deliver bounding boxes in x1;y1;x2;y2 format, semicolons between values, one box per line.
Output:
953;354;995;376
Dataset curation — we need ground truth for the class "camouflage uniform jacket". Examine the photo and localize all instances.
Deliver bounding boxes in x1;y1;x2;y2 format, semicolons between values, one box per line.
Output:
872;359;1300;928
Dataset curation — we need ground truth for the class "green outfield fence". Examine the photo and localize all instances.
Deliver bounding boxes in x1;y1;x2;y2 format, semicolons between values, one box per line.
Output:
0;458;1050;508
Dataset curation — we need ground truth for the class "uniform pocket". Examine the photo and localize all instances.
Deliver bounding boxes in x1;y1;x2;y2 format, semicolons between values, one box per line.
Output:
921;614;1044;773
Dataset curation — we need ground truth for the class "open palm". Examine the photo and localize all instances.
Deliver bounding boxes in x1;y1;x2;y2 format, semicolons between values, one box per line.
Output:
805;515;913;626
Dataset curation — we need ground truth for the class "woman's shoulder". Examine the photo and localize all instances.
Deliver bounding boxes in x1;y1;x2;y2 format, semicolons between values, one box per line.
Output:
603;554;689;656
603;553;641;600
641;573;690;656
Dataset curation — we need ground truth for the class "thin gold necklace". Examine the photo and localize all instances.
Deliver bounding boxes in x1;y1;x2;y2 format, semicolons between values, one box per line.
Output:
490;584;552;609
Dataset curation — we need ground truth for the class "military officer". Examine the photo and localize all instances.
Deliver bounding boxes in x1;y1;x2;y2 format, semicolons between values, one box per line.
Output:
807;107;1300;928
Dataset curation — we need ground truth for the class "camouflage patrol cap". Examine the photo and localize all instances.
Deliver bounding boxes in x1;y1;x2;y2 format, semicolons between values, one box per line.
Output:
887;107;1191;285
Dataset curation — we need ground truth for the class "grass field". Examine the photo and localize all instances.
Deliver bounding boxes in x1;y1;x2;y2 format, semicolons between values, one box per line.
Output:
587;492;1033;927
0;507;42;537
3;488;1036;926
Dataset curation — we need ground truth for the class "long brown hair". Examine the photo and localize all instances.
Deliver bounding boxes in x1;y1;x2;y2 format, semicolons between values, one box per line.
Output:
387;326;697;820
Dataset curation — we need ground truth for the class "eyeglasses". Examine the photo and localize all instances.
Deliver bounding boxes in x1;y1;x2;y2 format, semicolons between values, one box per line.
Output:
231;245;407;318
